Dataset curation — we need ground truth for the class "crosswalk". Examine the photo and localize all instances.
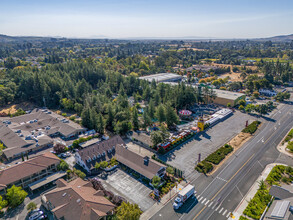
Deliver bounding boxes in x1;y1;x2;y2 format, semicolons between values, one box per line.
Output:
194;191;231;218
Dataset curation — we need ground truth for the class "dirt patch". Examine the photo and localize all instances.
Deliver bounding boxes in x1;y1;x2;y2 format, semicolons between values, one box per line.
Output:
207;132;252;175
0;102;36;115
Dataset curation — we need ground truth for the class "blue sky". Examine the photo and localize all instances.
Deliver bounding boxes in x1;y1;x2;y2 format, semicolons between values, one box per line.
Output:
1;0;292;39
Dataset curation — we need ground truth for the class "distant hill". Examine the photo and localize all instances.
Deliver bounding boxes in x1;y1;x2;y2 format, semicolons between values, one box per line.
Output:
0;34;62;43
255;34;293;42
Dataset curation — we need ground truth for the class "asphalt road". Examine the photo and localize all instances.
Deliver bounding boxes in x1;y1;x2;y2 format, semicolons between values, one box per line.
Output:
151;103;293;220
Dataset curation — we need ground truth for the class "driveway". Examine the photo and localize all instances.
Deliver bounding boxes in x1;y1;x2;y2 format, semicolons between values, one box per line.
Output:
158;111;257;178
98;169;155;211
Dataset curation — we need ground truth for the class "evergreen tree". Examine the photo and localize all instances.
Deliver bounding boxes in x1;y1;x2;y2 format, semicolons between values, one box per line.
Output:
165;104;179;128
132;106;139;131
156;104;166;123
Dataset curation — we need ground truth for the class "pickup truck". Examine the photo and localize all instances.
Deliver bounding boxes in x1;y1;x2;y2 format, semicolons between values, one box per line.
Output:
173;184;195;209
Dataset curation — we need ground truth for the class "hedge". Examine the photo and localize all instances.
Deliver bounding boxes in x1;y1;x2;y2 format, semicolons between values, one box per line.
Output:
242;121;261;134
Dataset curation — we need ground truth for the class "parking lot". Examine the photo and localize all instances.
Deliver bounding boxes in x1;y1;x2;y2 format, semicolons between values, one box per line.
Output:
98;169;155;211
158;111;257;178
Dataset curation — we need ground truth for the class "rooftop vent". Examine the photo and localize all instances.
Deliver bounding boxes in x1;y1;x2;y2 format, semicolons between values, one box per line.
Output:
62;193;67;197
76;199;81;203
144;156;149;166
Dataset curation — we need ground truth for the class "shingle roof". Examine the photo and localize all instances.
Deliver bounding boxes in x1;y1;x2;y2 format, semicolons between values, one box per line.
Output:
116;145;166;180
44;178;116;220
269;185;293;200
0;152;60;188
78;135;125;170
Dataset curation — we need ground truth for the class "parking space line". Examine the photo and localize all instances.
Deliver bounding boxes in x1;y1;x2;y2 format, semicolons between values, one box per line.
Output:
222;209;227;216
219;207;224;214
201;198;206;204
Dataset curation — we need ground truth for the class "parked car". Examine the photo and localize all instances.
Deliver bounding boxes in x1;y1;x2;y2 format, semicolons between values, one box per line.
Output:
36;214;47;220
29;210;44;220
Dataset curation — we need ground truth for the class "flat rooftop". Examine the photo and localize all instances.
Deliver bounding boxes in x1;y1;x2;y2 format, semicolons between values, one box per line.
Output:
139;73;182;82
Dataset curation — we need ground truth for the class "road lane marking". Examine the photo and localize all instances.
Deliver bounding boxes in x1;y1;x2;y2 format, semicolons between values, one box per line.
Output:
201;198;206;204
222;209;227;216
217;177;227;182
208;201;213;207
215;205;220;211
226;212;231;218
205;200;209;206
219;207;224;214
193;154;255;220
212;203;217;209
198;196;203;202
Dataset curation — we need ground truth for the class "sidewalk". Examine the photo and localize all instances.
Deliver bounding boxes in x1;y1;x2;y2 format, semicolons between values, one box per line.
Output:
229;163;286;220
140;181;188;220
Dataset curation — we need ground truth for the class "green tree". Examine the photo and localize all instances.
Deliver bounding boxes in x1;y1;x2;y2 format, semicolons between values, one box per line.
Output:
116;202;142;220
238;105;244;111
96;113;105;134
6;185;28;208
81;106;92;128
151;176;161;188
100;161;108;169
238;99;246;106
165;104;179;128
150;131;163;146
156;104;166;123
115;121;132;135
245;104;255;113
227;103;231;108
95;162;100;170
106;104;114;131
57;160;69;171
132;106;139;131
148;99;155;119
27;202;37;212
0;196;7;211
142;110;151;129
73;168;86;179
166;167;175;175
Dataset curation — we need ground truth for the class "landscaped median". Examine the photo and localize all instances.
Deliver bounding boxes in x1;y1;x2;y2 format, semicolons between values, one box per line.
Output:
195;144;233;174
195;121;261;175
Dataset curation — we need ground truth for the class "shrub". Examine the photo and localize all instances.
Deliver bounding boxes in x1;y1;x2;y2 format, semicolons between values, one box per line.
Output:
266;165;286;185
27;202;37;212
287;141;293;152
152;176;161;188
205;144;233;165
195;161;213;174
242;121;261;134
57;160;69;171
73;168;86;179
100;161;108;169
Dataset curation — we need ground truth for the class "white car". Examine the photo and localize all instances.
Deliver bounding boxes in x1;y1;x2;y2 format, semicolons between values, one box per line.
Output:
29;210;44;220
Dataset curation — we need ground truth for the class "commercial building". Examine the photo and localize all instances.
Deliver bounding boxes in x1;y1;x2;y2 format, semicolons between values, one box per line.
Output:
75;136;166;180
212;89;245;107
0;152;63;194
139;73;182;83
205;108;233;126
259;89;277;97
0;108;86;161
264;185;293;219
42;178;116;220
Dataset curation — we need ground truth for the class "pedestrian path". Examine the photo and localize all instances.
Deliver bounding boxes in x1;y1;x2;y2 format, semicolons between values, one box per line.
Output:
194;191;232;219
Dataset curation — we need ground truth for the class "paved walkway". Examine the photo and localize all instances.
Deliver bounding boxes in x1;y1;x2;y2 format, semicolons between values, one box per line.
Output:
140;181;188;220
229;163;287;220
